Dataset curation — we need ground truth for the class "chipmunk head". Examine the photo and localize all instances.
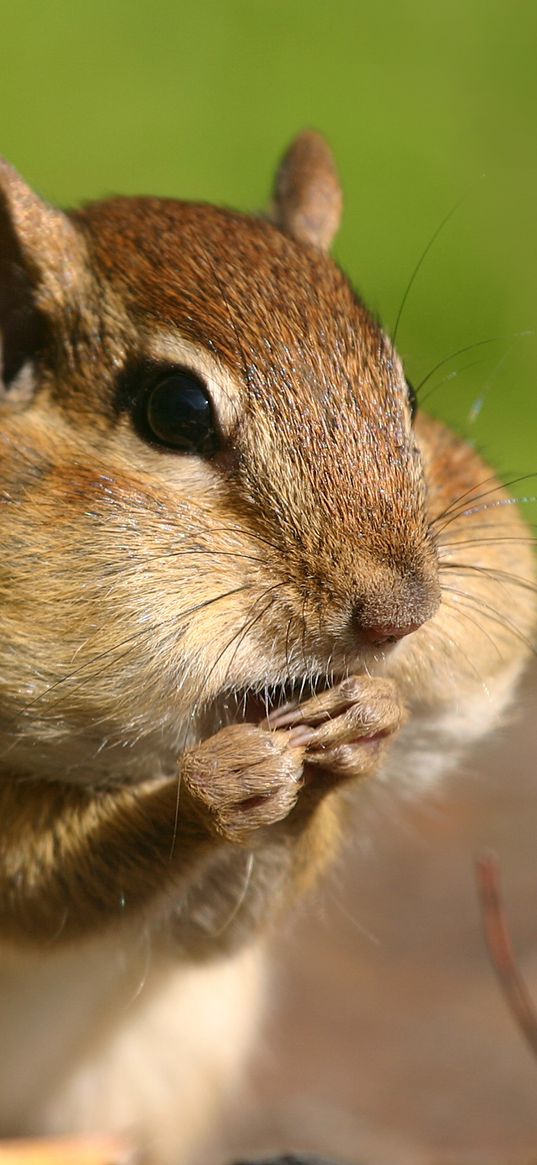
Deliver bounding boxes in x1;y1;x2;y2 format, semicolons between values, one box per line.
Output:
0;132;440;782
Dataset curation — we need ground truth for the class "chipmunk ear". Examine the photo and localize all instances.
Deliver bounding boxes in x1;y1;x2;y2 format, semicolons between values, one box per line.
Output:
0;160;85;400
273;130;343;252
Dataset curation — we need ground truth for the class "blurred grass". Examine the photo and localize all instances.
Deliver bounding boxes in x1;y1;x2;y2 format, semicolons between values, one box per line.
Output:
1;0;536;518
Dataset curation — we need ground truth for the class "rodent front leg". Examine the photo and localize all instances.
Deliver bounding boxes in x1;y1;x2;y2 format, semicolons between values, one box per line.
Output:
181;676;405;844
265;675;406;783
0;775;215;946
0;682;403;945
181;724;306;844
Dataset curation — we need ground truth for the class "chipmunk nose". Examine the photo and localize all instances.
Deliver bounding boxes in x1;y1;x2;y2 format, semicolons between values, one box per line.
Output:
346;556;441;649
350;570;440;647
360;620;423;646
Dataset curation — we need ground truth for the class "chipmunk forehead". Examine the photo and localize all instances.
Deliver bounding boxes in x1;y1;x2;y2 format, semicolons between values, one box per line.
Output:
75;197;405;416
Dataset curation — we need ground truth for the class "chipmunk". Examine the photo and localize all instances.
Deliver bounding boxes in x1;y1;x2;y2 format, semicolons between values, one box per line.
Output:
0;131;534;1164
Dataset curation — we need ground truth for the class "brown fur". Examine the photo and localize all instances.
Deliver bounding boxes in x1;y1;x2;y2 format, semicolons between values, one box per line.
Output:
0;132;534;1158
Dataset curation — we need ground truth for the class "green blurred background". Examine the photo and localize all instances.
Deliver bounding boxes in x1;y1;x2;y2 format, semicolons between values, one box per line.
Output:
1;0;536;512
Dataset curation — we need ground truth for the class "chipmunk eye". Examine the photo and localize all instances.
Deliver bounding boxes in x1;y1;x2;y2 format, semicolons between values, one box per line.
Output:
406;378;417;422
144;370;218;454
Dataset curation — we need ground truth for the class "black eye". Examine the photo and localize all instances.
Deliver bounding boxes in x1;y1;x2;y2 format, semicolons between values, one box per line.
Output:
144;370;218;454
406;378;417;422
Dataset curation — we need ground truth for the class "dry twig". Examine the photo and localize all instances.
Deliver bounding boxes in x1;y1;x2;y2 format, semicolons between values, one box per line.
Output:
476;851;537;1060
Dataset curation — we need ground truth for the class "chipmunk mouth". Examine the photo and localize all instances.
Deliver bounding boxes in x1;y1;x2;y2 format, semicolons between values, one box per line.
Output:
208;675;335;731
187;674;342;752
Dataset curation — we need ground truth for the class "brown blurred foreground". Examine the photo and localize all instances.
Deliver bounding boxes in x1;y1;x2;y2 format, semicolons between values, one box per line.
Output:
207;662;537;1165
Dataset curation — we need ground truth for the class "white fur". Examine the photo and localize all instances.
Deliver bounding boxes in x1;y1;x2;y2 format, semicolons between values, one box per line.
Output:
379;663;523;795
0;933;263;1163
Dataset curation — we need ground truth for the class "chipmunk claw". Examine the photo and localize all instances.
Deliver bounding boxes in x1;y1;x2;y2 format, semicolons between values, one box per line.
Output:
183;677;405;842
181;723;305;843
266;675;406;785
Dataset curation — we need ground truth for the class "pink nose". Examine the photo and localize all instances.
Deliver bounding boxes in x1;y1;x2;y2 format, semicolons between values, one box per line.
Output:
361;622;422;646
